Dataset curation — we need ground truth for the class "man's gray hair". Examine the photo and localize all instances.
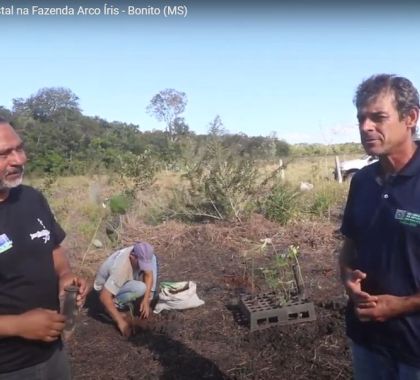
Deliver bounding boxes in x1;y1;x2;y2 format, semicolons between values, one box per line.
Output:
354;74;420;120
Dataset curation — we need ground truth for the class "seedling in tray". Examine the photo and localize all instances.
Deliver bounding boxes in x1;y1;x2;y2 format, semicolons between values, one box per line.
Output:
261;245;305;304
240;245;316;331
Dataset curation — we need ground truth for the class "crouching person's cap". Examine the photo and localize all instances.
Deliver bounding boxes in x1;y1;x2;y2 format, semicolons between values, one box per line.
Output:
132;242;154;271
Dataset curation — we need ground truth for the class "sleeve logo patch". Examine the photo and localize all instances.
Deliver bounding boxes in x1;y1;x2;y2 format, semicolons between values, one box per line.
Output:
395;209;420;227
29;218;51;244
0;234;13;253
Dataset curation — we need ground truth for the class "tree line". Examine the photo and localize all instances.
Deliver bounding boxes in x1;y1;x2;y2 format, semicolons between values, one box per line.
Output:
0;87;362;176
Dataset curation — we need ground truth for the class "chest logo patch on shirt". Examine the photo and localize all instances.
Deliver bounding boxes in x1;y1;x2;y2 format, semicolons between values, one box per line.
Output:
395;209;420;227
0;234;13;253
29;218;50;244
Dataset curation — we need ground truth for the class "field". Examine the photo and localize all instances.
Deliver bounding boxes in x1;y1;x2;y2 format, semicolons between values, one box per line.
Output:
31;156;353;380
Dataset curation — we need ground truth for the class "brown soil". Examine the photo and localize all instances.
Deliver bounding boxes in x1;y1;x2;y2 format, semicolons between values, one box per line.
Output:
67;215;351;380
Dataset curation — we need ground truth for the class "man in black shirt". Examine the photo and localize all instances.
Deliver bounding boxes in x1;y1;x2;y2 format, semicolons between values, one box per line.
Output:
0;119;88;379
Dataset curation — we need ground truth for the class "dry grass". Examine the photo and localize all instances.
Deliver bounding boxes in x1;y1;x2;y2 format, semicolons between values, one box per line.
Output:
24;156;349;277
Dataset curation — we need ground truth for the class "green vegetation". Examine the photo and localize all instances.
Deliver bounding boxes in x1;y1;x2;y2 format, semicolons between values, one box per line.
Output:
180;137;261;222
0;86;362;177
7;86;354;276
261;184;301;225
261;245;303;304
109;194;132;215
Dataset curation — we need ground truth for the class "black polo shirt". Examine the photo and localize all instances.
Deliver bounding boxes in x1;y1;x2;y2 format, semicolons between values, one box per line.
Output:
0;185;65;373
341;145;420;367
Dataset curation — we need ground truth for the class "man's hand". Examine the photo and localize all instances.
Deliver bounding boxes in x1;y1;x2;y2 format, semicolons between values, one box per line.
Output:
117;317;132;337
16;309;65;342
356;294;411;322
98;289;134;337
140;298;150;319
59;274;89;308
53;246;89;308
344;269;377;308
140;270;153;319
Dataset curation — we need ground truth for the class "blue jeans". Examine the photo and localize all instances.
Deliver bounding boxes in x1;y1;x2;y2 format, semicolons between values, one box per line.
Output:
351;341;420;380
115;280;151;307
0;347;70;380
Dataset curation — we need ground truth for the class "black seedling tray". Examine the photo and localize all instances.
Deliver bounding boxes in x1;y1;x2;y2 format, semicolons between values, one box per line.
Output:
239;292;316;331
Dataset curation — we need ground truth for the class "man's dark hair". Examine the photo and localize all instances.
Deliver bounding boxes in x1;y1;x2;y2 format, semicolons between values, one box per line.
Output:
354;74;420;120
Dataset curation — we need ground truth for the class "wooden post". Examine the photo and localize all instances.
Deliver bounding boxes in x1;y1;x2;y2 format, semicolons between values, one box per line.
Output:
335;156;342;183
279;159;285;181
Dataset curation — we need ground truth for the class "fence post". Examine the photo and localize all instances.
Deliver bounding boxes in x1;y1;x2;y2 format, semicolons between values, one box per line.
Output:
335;156;342;183
279;159;285;181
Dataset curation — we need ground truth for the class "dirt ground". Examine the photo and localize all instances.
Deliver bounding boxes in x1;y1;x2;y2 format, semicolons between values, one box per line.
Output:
67;214;352;380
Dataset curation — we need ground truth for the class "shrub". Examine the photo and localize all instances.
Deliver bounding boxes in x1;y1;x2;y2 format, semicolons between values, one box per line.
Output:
116;149;158;196
309;192;331;218
261;183;300;225
306;182;348;219
182;139;260;221
109;193;132;215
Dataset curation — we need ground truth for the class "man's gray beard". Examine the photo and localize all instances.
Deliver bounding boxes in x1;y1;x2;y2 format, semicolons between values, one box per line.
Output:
0;173;24;192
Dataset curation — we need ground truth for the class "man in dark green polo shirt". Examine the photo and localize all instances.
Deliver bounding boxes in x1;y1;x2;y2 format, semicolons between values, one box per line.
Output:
339;74;420;379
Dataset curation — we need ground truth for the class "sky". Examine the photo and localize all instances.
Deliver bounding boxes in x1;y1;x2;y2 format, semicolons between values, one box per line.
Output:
1;0;420;144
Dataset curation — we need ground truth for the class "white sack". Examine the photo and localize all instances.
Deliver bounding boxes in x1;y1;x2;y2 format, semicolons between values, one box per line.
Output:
153;281;205;314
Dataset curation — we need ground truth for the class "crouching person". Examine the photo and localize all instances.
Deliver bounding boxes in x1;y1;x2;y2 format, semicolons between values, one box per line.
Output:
93;242;158;337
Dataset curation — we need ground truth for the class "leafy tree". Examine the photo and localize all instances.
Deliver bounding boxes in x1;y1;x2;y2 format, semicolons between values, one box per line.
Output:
13;87;81;122
208;115;226;136
0;106;12;120
172;117;190;137
275;139;290;157
146;89;187;139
